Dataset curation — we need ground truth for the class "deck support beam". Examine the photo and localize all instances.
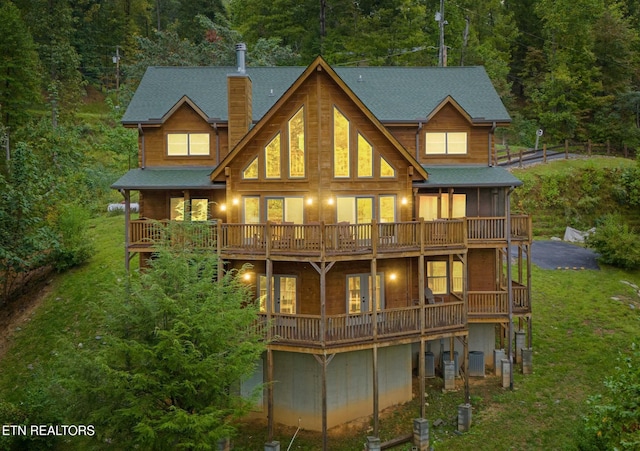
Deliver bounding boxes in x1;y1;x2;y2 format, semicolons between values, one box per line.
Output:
457;335;470;403
314;353;335;451
370;257;379;436
123;189;131;272
266;259;274;441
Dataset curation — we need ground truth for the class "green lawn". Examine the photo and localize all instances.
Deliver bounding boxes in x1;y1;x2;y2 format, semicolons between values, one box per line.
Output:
0;163;639;449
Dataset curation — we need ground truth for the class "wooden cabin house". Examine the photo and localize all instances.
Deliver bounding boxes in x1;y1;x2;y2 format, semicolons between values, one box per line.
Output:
112;45;532;435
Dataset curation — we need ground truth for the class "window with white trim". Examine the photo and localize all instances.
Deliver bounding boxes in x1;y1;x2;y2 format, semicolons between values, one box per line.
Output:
425;132;467;155
167;133;210;156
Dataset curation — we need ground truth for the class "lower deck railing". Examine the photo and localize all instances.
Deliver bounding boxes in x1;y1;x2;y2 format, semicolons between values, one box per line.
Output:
468;285;530;316
258;301;465;347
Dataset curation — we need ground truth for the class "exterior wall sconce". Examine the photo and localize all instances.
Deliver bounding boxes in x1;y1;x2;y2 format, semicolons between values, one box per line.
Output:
232;197;240;206
327;197;334;206
401;197;408;205
306;197;313;206
389;273;398;281
220;203;227;212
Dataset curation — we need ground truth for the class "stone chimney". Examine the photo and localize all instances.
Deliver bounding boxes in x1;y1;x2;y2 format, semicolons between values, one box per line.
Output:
227;43;252;150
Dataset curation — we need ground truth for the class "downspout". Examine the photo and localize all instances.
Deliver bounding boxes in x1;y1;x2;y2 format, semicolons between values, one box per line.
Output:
213;122;220;165
415;121;423;160
138;123;145;169
506;186;514;390
488;121;496;167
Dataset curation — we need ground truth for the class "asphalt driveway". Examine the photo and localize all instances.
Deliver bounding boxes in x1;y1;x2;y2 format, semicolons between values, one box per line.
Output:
526;240;600;270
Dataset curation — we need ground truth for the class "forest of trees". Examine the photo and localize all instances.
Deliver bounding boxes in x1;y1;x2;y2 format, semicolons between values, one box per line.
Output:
1;0;640;146
1;0;640;299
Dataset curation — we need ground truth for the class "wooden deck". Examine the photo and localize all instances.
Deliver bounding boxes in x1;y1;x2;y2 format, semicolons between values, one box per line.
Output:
468;284;530;318
254;286;531;349
259;301;467;348
128;216;531;258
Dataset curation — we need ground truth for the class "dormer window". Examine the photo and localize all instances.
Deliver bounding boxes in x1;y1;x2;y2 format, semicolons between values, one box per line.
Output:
425;132;467;155
167;133;210;156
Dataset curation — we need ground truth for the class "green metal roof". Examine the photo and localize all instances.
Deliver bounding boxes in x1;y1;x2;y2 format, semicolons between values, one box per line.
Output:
111;168;220;190
418;166;523;188
122;65;510;125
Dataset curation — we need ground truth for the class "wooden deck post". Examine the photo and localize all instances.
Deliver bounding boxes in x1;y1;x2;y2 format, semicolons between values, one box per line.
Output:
124;189;131;272
266;259;274;441
371;256;379;436
314;353;334;451
373;344;379;437
216;220;222;282
267;349;274;442
462;335;470;404
418;254;426;418
419;340;426;418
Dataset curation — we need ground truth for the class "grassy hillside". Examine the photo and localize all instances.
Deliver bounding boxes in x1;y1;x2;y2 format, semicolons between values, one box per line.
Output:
511;157;640;237
0;158;639;450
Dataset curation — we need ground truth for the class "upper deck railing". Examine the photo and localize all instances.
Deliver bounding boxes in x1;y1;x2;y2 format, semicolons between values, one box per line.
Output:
128;216;530;257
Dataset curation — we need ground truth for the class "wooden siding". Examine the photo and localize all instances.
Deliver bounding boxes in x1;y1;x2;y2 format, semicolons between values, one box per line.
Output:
386;107;495;166
468;248;497;291
140;104;218;167
223;70;416;225
227;75;252;150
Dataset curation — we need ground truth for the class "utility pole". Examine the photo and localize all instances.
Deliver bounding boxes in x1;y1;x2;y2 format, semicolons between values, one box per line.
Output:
436;0;447;67
460;16;470;66
113;46;121;108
